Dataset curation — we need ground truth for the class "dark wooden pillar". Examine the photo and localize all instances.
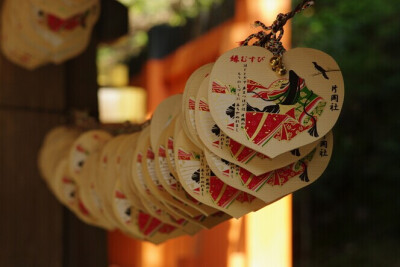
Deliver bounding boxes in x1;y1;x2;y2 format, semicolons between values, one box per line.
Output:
0;1;108;266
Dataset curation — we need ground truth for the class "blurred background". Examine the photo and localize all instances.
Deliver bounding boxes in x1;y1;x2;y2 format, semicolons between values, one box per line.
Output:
0;0;399;266
292;0;400;266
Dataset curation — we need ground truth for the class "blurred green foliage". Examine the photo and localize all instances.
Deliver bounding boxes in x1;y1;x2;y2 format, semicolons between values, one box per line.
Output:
98;0;224;83
292;0;400;266
120;0;223;27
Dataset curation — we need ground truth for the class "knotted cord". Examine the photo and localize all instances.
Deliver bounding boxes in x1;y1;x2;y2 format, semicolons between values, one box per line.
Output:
241;0;314;57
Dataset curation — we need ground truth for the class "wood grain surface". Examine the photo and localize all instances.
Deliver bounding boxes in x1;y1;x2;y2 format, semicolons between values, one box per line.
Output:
0;0;109;265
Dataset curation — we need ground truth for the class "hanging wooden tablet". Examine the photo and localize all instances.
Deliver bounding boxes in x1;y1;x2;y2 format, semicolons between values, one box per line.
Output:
205;131;333;203
53;158;101;227
196;76;319;176
78;151;116;230
142;158;203;235
37;127;105;227
99;135;145;236
138;196;190;237
148;95;204;219
1;0;50;69
165;117;180;181
125;130;189;241
111;134;155;238
52;159;76;206
30;0;99;19
112;180;146;239
158;130;233;229
99;135;128;202
132;205;187;244
38;127;80;185
155;125;207;218
181;63;214;146
28;0;100;63
1;0;100;68
39;126;77;153
174;128;266;218
132;127;191;229
68;129;112;182
162;118;233;228
173;115;221;216
114;132;146;211
53;159;78;208
208;46;344;158
150;94;182;150
165;116;220;216
153;131;206;218
96;135;130;229
141;139;204;235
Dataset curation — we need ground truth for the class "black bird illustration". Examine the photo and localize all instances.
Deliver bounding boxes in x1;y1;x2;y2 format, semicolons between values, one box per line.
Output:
211;124;221;136
125;207;131;216
192;169;200;183
312;62;329;80
226;104;235;118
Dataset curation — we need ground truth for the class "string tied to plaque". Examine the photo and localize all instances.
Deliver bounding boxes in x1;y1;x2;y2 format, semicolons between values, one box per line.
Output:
240;0;314;76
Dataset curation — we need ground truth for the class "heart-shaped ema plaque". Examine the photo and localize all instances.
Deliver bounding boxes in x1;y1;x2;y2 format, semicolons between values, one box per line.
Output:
174;128;266;218
30;0;98;19
132;204;188;244
141;138;207;234
197;76;318;176
208;46;344;158
205;131;333;204
150;94;182;150
132;127;187;229
78;152;116;230
154;125;208;218
182;63;214;146
68;130;112;182
163;115;222;217
113;132;146;211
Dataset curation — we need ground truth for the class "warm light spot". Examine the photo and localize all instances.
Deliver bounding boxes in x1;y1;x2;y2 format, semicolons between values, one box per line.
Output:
225;0;290;53
261;0;292;46
228;218;246;267
145;112;152;120
142;242;165;267
98;63;129;87
110;64;130;87
260;0;280;21
98;86;146;123
246;195;292;267
230;252;246;267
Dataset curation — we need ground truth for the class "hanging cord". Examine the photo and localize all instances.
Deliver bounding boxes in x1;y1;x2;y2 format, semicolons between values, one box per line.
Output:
240;0;314;75
71;110;149;134
0;103;147;135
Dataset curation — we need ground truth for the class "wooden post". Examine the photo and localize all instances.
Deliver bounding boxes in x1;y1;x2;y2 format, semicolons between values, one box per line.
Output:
0;1;110;265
